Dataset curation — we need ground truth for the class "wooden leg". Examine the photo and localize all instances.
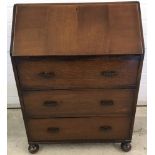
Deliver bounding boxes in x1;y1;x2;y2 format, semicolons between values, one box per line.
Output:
28;144;39;154
121;142;131;152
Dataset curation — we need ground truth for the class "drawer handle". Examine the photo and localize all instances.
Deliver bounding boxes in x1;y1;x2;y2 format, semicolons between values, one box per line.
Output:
47;127;60;133
100;126;112;132
100;100;114;106
38;72;55;79
43;101;58;107
101;71;118;77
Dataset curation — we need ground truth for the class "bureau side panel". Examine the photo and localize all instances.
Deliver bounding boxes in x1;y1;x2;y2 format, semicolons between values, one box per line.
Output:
129;56;144;139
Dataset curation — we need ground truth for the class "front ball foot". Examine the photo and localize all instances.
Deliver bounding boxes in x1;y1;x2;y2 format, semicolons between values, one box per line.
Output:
121;142;131;152
28;144;39;154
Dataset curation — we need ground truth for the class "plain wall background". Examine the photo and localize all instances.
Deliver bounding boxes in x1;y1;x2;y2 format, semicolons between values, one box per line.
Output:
7;0;147;107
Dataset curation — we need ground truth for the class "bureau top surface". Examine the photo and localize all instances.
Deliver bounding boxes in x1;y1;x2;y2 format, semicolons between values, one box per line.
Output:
11;2;144;56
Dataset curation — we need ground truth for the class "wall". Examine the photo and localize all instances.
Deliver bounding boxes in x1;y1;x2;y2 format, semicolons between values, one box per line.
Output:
7;0;147;107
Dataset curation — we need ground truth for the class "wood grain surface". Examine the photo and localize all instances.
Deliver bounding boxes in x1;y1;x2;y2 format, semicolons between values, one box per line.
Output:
23;89;135;117
11;2;144;56
27;116;130;141
17;57;139;89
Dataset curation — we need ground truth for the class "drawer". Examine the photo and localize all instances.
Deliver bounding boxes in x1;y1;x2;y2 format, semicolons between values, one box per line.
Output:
27;117;130;141
17;57;139;89
23;89;135;117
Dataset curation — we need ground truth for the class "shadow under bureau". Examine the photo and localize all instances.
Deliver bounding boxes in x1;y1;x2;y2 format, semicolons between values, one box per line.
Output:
10;2;144;153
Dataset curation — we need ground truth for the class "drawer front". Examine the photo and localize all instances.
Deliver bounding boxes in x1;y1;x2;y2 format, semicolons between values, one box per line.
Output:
23;89;135;117
17;58;139;89
27;117;130;141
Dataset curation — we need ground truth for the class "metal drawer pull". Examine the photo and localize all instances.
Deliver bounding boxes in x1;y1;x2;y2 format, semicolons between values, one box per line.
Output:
100;126;112;131
43;101;58;107
47;127;60;133
101;71;118;77
38;71;55;79
100;100;114;106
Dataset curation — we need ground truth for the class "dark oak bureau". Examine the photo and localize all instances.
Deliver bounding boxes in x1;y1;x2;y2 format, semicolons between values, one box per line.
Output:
10;2;144;153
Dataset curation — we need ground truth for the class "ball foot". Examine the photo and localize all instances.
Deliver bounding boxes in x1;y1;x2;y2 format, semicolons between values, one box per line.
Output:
121;142;131;152
28;144;39;154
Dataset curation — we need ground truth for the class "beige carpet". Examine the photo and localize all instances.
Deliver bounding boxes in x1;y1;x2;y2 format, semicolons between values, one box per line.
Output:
7;107;146;155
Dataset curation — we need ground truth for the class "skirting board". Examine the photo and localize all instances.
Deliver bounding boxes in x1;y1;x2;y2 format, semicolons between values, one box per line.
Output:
7;101;147;109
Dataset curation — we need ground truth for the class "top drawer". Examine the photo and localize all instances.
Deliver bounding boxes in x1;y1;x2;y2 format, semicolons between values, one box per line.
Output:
16;57;139;89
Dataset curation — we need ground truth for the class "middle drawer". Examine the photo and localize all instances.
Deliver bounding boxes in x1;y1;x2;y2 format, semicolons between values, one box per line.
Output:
23;89;135;117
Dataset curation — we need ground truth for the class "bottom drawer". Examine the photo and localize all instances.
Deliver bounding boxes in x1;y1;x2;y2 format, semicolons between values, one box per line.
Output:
27;117;130;141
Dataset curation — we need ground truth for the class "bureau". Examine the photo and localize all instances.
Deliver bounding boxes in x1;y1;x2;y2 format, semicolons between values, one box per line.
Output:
10;2;144;153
